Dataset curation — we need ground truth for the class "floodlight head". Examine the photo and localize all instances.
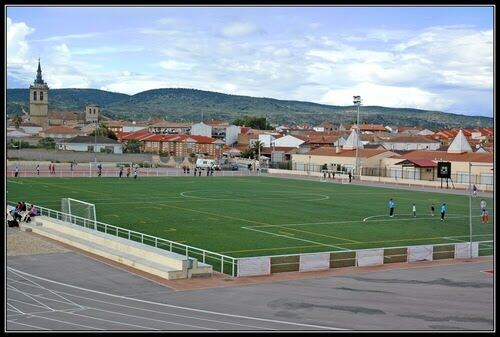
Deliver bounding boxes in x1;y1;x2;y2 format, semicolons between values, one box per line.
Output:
353;95;362;105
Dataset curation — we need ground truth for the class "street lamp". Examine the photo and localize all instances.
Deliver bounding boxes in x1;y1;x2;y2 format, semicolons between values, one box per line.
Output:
353;95;362;179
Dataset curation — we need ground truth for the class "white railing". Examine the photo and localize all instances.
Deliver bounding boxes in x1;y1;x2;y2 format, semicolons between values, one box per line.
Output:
6;166;259;179
9;201;238;277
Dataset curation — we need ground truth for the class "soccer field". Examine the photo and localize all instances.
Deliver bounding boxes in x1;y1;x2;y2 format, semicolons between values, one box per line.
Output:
6;176;494;258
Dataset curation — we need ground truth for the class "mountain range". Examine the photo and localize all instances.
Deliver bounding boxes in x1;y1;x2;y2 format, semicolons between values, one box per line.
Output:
7;88;493;129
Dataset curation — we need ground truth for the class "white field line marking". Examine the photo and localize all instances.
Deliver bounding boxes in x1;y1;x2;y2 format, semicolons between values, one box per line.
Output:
28;314;105;330
8;268;85;310
284;226;360;243
55;310;165;331
179;190;330;202
65;304;274;331
7;268;343;331
271;214;476;228
7;320;51;330
7;285;54;311
442;237;462;242
7;298;50;310
7;307;85;319
7;302;24;315
242;226;349;251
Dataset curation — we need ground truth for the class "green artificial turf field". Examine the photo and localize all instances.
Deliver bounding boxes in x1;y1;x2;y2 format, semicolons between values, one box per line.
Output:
6;176;494;258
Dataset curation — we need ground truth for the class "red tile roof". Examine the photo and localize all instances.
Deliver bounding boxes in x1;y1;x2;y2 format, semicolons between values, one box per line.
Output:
402;150;493;163
308;147;392;158
42;126;80;134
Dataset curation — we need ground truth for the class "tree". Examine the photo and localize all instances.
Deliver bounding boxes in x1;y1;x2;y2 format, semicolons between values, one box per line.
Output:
232;115;272;130
8;139;32;149
240;148;255;159
251;140;264;159
89;123;117;140
12;116;23;129
123;139;142;153
38;137;56;149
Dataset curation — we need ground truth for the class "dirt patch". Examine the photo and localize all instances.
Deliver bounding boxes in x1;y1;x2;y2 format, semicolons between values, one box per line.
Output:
6;227;70;256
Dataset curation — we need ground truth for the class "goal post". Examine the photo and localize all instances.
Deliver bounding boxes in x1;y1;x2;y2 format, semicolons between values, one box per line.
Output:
61;198;97;229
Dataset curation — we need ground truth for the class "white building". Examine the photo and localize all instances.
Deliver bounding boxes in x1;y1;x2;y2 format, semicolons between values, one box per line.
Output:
190;122;213;137
225;125;240;146
273;135;305;148
381;135;441;151
57;135;123;154
447;130;473;153
343;130;364;150
258;134;276;147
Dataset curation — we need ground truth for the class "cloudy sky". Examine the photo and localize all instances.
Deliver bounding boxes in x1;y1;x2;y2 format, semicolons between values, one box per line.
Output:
6;6;493;117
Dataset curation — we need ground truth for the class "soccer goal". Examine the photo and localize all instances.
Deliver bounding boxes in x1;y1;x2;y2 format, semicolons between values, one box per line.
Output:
61;198;97;229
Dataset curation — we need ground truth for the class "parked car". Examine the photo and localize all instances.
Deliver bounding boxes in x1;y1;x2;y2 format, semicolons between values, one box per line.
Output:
231;164;239;171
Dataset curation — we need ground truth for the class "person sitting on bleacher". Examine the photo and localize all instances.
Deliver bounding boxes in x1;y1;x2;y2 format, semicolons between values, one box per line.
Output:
7;210;19;227
12;206;22;222
29;205;39;217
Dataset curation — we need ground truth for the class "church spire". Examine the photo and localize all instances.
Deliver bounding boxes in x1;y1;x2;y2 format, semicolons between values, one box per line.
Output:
34;58;45;84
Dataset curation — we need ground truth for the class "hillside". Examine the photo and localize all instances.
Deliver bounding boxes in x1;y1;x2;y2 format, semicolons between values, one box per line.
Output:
7;88;493;129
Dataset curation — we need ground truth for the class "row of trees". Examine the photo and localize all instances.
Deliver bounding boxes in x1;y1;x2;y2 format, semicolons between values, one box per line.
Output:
232;115;272;130
7;137;57;150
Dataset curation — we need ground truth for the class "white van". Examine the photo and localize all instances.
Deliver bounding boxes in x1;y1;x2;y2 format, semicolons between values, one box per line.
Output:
196;159;217;169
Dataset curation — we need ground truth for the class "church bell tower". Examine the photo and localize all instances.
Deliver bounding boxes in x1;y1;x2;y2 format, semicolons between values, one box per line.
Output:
29;59;49;126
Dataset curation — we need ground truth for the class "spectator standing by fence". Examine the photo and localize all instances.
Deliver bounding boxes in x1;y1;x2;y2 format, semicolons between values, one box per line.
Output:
36;164;40;176
133;167;138;179
119;166;123;178
14;165;19;177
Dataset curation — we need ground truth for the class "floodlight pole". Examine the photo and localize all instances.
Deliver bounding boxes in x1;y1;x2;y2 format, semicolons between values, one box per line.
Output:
468;162;472;258
353;96;362;179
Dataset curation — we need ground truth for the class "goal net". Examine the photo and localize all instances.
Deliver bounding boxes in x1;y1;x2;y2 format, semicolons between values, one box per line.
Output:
61;198;97;229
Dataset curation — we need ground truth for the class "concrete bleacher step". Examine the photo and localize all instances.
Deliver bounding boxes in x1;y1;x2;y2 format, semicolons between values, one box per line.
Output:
29;224;187;280
35;217;189;271
22;217;213;280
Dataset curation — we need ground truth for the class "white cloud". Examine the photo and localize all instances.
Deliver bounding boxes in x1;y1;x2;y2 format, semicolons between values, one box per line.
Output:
160;60;195;71
100;72;173;94
55;43;71;59
221;22;258;37
320;82;455;111
35;32;100;42
71;46;144;55
7;17;35;65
